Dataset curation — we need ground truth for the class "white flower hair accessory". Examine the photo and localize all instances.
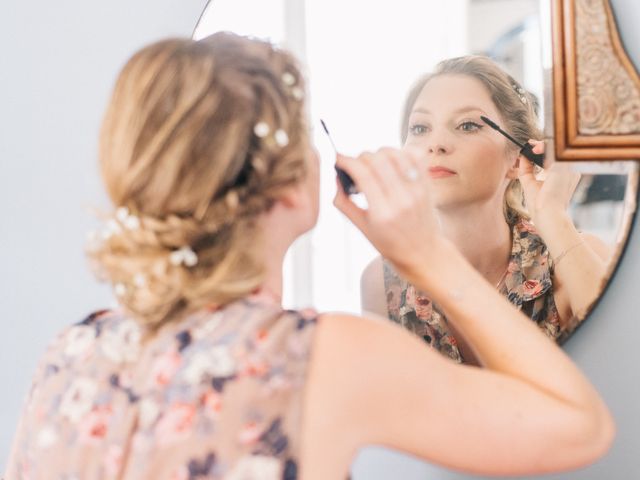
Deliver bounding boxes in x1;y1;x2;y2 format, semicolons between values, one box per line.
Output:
253;122;270;138
512;84;528;105
169;246;198;268
133;273;147;288
282;71;296;87
274;129;289;147
281;70;304;101
253;121;290;149
291;87;304;101
114;283;127;297
115;207;140;230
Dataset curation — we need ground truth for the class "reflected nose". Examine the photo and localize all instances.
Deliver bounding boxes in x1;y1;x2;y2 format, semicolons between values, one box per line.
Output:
428;143;450;155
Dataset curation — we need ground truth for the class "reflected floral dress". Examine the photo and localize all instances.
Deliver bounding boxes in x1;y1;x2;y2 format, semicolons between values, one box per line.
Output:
5;295;317;479
384;217;567;363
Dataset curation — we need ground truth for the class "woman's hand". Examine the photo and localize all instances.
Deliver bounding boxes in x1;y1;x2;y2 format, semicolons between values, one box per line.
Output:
517;140;581;235
333;147;448;278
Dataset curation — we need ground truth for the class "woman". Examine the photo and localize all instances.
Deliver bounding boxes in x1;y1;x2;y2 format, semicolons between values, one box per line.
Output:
6;34;613;479
362;56;611;365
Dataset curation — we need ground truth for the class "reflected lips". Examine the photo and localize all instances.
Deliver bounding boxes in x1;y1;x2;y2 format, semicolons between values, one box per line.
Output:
428;166;456;179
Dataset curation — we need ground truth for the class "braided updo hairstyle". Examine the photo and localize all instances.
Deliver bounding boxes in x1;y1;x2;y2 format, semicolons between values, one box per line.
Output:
400;56;543;222
90;32;309;329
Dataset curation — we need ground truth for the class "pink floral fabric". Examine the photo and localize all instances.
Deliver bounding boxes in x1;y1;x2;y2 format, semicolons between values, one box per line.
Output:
384;218;564;363
5;297;317;479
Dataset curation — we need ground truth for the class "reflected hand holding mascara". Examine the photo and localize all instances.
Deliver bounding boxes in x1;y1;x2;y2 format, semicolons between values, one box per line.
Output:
320;119;358;195
480;115;545;168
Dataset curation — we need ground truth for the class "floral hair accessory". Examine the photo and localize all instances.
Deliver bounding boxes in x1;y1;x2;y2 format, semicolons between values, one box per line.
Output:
114;283;127;297
512;84;528;104
282;71;296;87
169;246;198;268
291;86;304;101
274;129;289;147
133;273;147;288
102;219;122;239
115;206;140;230
253;122;270;138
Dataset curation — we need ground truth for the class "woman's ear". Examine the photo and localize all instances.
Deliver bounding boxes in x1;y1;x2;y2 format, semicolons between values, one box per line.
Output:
506;153;520;180
276;183;304;209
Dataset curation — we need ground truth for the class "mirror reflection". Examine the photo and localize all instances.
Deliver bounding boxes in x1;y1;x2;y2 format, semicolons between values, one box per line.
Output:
194;0;639;353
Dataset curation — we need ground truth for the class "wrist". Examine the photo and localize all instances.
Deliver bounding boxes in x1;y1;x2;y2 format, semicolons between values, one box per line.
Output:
532;209;572;239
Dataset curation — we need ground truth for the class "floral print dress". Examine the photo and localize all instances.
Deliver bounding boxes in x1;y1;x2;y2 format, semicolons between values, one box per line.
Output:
5;295;317;479
384;218;565;363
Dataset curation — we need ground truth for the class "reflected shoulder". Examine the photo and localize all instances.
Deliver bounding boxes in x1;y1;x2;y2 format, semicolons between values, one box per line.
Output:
360;255;387;316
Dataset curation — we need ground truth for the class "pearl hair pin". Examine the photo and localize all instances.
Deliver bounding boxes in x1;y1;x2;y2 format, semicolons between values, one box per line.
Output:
253;122;270;138
169;246;198;268
274;129;289;147
253;122;290;148
282;72;296;86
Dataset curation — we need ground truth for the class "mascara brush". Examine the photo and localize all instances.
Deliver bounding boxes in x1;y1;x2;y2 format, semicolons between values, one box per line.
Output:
320;119;358;195
480;115;545;168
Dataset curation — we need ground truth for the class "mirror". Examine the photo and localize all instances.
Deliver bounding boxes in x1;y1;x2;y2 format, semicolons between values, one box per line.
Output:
193;0;639;355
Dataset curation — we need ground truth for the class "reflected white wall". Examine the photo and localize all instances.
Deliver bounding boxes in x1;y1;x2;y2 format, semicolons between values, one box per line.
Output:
305;0;469;313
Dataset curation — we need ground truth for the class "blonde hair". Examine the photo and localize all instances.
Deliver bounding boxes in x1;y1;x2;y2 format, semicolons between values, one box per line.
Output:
401;56;542;222
90;33;309;329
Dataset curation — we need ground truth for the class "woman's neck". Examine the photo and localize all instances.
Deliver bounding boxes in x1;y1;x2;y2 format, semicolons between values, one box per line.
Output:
258;265;284;305
255;211;291;307
437;202;512;285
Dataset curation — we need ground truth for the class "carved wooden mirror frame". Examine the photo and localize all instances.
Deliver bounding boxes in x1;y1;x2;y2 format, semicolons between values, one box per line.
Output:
550;0;639;339
552;0;640;160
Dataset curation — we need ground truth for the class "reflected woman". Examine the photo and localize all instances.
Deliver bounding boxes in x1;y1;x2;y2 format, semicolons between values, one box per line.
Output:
362;56;611;365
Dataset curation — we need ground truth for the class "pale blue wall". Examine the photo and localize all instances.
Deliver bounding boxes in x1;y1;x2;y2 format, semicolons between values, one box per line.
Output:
0;0;208;468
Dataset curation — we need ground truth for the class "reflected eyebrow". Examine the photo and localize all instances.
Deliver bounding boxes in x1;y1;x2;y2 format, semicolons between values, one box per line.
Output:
411;106;487;116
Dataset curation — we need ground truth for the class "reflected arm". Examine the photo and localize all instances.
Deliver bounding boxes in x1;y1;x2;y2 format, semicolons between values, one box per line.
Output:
360;256;389;317
537;211;611;322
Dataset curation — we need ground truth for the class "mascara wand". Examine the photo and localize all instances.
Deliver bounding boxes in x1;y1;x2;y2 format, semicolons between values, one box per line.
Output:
320;119;358;195
480;115;545;168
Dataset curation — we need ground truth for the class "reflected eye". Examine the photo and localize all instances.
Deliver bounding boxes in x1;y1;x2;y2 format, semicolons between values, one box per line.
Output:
458;121;483;132
409;124;429;136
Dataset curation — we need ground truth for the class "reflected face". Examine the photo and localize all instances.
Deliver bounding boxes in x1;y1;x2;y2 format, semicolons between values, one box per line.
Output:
404;74;518;211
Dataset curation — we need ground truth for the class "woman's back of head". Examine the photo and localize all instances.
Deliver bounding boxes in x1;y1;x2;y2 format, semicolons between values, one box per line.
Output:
91;33;310;330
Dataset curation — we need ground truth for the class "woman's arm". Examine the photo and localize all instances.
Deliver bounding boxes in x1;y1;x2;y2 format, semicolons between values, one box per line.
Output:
518;142;612;320
309;248;614;476
303;148;614;477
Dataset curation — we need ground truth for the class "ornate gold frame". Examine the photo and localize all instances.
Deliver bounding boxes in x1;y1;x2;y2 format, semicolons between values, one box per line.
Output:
552;0;640;160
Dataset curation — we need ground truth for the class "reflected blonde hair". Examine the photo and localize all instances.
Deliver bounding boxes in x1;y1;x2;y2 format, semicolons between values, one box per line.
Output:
401;56;542;222
90;33;309;329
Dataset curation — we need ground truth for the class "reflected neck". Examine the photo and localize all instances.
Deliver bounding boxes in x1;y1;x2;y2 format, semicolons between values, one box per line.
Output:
437;203;513;284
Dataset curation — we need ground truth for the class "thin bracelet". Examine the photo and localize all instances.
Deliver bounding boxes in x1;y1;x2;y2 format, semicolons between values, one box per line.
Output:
553;240;586;266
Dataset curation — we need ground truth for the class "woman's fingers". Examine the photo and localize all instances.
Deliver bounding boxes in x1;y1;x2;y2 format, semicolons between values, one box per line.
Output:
528;139;545;155
333;147;439;262
366;149;409;198
394;146;430;196
333;177;369;235
335;153;388;212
